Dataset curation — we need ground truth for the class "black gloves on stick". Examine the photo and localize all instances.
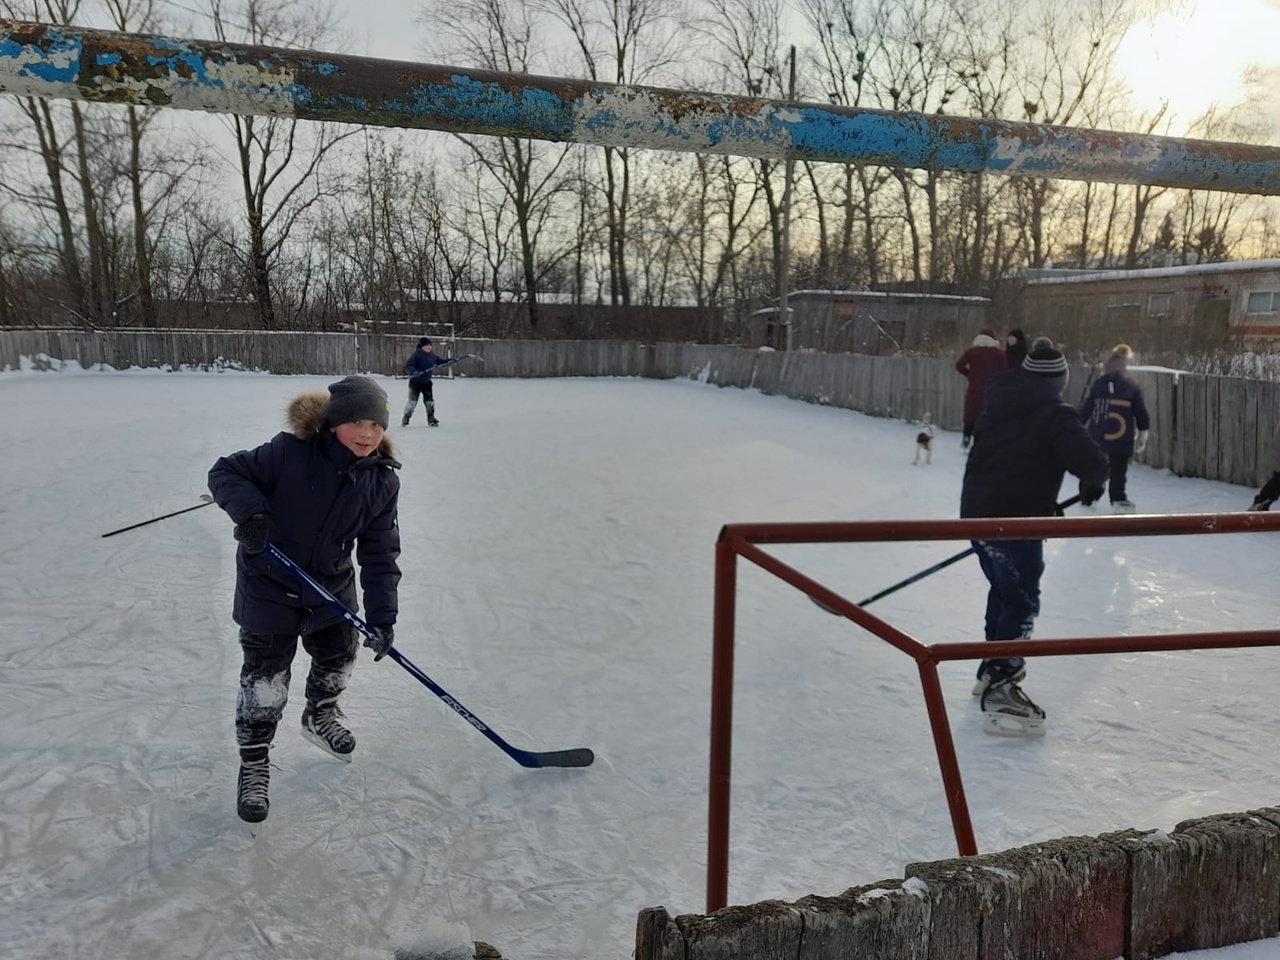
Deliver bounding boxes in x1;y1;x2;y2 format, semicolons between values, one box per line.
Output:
1079;482;1106;507
365;624;394;661
233;513;270;554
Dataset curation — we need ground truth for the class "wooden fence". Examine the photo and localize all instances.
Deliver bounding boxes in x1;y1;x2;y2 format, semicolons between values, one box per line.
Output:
3;329;1276;489
637;806;1280;960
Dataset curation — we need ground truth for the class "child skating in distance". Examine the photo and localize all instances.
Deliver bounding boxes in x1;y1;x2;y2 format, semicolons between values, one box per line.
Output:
1079;344;1150;513
402;337;458;427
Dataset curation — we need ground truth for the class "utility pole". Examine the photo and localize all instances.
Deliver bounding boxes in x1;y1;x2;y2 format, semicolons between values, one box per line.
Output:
779;45;796;351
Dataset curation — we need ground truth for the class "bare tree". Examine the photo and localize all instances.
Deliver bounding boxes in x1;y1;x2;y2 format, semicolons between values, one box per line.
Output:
537;0;680;307
209;0;356;329
420;0;571;329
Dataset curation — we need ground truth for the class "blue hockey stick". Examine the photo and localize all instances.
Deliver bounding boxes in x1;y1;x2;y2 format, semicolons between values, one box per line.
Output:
263;543;594;768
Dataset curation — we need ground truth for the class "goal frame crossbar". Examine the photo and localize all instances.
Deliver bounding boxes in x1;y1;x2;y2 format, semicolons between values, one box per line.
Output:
708;510;1280;913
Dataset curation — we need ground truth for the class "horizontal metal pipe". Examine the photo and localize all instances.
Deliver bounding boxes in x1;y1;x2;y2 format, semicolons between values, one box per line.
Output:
4;19;1280;193
722;511;1280;545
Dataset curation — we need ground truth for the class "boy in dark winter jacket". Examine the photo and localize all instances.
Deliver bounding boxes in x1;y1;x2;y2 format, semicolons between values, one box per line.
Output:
209;375;402;824
1079;343;1151;513
961;337;1108;738
955;328;1007;448
402;337;457;427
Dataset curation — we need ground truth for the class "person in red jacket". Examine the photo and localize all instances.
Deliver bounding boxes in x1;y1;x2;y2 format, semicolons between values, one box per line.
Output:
955;328;1007;449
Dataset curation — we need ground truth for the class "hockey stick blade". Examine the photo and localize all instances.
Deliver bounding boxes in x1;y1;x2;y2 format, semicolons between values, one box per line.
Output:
512;747;595;768
263;543;595;769
386;647;595;768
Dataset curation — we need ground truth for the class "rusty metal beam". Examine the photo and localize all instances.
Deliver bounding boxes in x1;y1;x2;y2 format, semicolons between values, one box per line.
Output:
4;18;1280;194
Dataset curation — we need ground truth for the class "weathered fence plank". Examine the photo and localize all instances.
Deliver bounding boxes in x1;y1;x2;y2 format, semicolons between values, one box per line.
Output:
4;329;1276;492
1107;813;1280;959
906;836;1128;960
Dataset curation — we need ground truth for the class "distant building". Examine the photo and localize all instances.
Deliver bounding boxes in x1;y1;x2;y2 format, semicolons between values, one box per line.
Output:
1014;260;1280;347
748;289;991;354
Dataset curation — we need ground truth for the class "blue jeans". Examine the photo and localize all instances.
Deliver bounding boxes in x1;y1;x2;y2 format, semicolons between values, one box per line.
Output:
973;539;1044;642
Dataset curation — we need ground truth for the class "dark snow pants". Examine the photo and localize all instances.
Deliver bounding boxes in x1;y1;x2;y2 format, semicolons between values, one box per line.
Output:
973;538;1044;643
235;621;359;747
1108;452;1132;503
402;381;435;423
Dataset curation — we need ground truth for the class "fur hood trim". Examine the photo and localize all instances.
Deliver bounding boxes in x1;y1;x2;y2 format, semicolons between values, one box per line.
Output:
971;333;1001;349
286;391;397;459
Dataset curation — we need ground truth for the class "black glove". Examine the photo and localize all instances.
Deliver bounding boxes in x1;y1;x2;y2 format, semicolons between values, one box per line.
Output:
1079;482;1106;507
365;624;394;661
233;513;269;554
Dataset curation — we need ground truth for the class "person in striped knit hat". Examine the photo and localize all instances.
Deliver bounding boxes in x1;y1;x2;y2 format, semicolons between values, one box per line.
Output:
960;337;1108;738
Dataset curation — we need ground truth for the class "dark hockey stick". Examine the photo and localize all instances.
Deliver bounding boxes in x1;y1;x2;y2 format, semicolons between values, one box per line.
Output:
101;494;215;538
810;495;1083;615
263;543;594;769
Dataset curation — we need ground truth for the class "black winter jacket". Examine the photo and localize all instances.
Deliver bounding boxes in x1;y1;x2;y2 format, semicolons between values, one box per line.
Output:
209;392;402;634
961;368;1108;519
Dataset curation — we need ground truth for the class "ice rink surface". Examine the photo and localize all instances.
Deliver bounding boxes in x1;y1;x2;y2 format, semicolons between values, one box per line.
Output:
2;369;1277;959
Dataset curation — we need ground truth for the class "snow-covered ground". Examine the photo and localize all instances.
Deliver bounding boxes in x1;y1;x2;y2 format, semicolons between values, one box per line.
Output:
2;368;1278;960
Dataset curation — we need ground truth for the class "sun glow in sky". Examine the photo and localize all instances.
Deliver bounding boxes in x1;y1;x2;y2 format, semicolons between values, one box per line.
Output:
1115;0;1280;126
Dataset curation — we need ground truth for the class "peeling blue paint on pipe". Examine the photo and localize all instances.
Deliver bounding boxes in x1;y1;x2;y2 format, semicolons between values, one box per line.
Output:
0;29;79;83
3;17;1280;195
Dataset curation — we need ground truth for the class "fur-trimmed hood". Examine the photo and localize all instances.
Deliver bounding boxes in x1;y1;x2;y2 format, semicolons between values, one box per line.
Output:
971;332;1002;349
286;391;397;460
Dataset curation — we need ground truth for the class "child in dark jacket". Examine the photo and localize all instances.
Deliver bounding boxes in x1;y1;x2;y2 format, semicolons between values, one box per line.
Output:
961;337;1108;738
402;337;458;427
1078;344;1150;513
209;375;402;824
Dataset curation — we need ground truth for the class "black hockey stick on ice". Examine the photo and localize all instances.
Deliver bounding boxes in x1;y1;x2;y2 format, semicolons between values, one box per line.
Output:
263;543;594;769
811;495;1082;615
101;494;215;538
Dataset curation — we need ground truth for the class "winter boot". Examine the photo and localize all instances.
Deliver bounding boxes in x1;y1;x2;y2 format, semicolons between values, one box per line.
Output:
237;744;271;823
301;696;355;761
426;402;439;427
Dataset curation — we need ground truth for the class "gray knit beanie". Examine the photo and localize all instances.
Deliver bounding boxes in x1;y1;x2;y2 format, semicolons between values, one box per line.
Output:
1023;336;1069;393
326;375;390;429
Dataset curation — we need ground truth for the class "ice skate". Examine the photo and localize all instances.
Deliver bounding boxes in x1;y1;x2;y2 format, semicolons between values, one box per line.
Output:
980;678;1046;738
1112;499;1136;513
237;745;271;823
301;697;355;761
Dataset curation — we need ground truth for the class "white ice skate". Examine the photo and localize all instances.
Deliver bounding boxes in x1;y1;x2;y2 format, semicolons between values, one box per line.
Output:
980;680;1046;738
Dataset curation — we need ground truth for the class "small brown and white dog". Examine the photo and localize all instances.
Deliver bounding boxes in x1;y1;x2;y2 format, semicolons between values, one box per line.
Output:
913;412;934;465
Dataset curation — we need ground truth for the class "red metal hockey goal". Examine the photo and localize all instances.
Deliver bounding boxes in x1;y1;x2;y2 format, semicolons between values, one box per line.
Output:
707;511;1280;912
